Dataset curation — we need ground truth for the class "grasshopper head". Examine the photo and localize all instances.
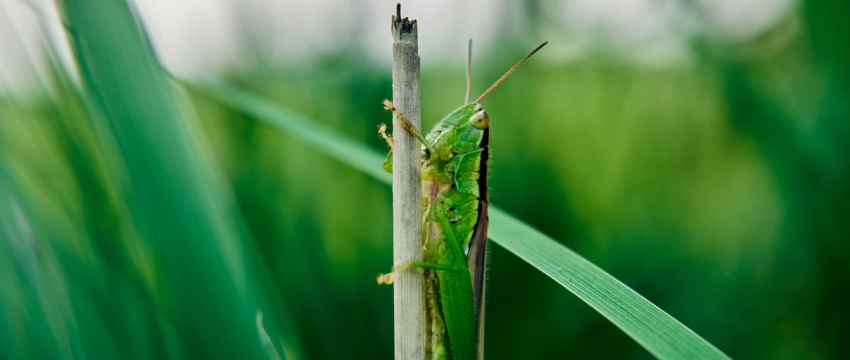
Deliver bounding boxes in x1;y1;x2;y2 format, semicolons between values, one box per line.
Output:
424;41;547;162
454;103;489;154
426;103;489;160
468;104;490;130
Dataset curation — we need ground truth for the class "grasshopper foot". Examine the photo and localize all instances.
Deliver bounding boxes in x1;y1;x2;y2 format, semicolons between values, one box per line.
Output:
382;99;397;112
376;263;414;285
378;123;394;149
376;272;396;285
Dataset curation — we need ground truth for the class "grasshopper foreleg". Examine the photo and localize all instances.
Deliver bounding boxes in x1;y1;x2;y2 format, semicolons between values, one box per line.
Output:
382;99;438;156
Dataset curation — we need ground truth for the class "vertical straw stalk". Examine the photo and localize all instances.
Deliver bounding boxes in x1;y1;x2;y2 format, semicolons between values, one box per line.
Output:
390;4;424;359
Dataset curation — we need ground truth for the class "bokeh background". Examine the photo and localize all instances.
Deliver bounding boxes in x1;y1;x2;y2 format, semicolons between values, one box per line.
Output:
1;0;848;359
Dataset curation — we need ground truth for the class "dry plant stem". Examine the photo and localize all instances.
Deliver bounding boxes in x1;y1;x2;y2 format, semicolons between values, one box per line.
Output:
391;4;424;360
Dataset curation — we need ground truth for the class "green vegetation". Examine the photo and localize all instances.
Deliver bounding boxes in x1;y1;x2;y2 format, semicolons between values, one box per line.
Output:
2;1;848;359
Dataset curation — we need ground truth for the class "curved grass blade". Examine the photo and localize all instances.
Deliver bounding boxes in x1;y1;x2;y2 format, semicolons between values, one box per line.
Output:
184;81;391;184
488;208;730;359
190;82;731;360
56;1;286;358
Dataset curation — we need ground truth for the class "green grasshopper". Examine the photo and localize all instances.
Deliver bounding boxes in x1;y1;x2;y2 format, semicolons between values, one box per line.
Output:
378;41;547;360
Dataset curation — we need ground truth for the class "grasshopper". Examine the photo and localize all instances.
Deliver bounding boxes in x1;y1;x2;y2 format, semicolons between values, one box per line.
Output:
378;41;547;360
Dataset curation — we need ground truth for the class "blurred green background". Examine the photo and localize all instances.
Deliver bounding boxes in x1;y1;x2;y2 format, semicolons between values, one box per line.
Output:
1;0;848;359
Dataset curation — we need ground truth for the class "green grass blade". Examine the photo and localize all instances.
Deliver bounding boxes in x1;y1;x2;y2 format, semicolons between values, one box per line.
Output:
57;1;281;358
191;82;731;360
0;175;86;360
488;208;730;359
186;81;391;184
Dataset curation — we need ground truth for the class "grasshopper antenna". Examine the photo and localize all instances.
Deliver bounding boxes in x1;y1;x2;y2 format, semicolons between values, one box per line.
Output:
474;41;548;104
465;39;473;104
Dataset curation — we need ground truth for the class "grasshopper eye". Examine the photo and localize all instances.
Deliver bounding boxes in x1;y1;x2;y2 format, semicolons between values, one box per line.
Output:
469;110;489;130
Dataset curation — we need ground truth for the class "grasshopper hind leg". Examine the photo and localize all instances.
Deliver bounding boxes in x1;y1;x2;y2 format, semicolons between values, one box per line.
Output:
376;261;465;285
